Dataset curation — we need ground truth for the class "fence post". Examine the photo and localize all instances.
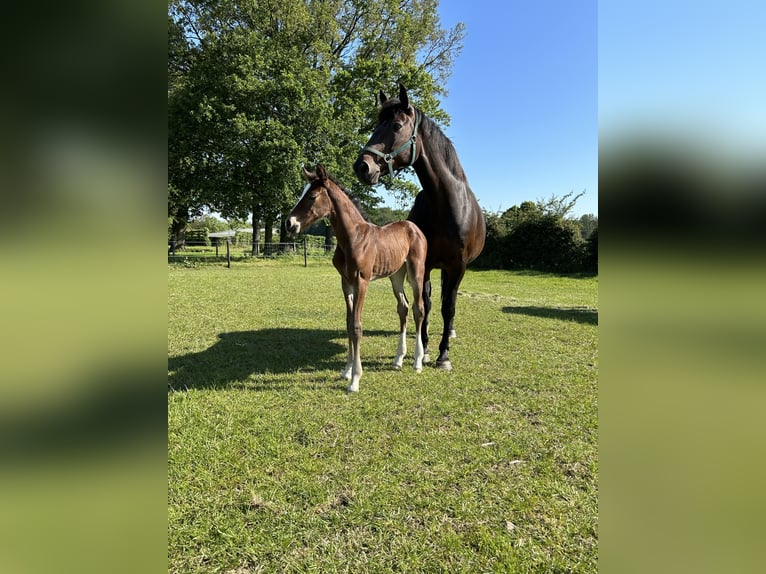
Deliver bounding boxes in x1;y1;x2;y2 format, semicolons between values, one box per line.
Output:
226;238;231;269
303;237;307;267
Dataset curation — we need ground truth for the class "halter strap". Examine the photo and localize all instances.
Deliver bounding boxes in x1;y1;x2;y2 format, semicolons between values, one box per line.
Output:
362;111;421;179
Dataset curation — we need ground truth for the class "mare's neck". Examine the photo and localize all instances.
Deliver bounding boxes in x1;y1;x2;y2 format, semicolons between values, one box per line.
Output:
412;116;468;197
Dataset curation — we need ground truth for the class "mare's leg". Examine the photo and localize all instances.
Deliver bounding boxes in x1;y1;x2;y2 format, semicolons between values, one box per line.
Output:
435;265;466;371
341;279;354;381
390;266;409;369
406;261;425;373
347;279;368;392
420;270;432;363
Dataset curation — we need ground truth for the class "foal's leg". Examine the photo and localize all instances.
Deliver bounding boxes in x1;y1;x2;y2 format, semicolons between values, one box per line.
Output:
406;262;425;373
341;278;355;381
435;265;466;371
347;279;368;393
390;265;409;369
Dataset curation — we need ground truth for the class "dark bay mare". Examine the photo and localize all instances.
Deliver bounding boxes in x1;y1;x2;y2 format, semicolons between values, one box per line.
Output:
286;165;428;392
353;84;486;370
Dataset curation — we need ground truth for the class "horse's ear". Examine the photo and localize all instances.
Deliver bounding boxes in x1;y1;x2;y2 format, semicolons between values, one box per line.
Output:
316;164;329;181
398;83;409;109
378;90;388;106
302;166;314;181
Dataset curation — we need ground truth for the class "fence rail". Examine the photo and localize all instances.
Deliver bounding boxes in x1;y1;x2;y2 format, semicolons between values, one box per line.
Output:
168;238;334;267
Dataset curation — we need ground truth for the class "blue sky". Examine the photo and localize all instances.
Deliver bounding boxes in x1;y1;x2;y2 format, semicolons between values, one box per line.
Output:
398;0;598;217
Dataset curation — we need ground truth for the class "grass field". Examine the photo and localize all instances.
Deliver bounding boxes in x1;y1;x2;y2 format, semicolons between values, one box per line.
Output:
168;259;598;573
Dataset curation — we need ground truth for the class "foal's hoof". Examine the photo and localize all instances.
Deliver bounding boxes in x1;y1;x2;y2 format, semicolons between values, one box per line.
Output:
435;359;452;371
449;329;457;339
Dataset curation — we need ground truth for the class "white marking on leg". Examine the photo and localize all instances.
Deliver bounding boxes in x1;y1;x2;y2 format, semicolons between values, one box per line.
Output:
413;333;424;373
391;272;409;370
393;329;406;369
348;341;362;392
342;358;353;381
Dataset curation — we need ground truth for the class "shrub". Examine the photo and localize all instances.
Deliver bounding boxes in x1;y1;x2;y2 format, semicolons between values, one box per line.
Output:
583;227;598;273
504;215;586;273
186;228;210;246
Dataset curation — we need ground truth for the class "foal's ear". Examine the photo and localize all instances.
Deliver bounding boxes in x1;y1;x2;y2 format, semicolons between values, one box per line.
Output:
398;83;409;110
378;90;388;106
302;166;314;181
315;164;329;181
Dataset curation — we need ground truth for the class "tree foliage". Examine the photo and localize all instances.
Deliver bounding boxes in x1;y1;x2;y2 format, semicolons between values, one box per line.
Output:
168;0;465;248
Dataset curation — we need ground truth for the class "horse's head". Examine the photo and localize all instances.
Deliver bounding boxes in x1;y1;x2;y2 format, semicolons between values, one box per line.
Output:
354;84;420;185
286;165;333;235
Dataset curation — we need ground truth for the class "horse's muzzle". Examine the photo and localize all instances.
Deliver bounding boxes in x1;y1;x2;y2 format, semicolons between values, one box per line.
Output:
286;217;301;235
353;155;380;185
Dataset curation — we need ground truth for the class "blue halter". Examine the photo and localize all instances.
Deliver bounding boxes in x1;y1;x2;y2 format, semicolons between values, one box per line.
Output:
361;112;421;179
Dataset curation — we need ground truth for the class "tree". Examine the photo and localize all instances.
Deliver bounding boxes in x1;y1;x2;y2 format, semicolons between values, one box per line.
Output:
367;206;410;226
168;0;465;249
168;15;203;251
188;214;229;234
537;190;586;218
577;213;598;240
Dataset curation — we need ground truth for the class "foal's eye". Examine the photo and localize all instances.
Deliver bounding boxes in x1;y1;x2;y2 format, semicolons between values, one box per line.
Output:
393;122;403;132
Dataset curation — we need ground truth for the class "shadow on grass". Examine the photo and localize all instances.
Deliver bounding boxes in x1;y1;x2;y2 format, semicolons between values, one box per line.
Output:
168;328;402;391
168;328;345;391
502;305;598;325
470;267;597;279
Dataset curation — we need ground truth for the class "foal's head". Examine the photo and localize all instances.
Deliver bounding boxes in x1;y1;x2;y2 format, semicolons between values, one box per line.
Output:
286;165;333;235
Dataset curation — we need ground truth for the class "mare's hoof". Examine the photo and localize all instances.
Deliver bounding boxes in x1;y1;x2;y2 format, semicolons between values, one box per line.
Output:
435;359;452;371
422;352;430;363
393;363;402;371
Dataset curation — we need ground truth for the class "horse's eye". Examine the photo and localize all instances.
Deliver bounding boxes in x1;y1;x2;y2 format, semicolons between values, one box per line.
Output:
393;122;403;132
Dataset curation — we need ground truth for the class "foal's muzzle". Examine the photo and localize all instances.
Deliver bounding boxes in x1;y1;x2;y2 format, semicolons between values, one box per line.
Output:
286;216;301;235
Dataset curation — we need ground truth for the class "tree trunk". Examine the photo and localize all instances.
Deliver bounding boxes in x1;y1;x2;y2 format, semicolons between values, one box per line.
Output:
278;212;290;252
168;206;189;253
251;209;260;256
263;215;274;256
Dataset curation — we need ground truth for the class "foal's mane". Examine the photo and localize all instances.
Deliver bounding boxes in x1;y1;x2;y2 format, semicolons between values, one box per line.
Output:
323;173;371;222
378;100;466;181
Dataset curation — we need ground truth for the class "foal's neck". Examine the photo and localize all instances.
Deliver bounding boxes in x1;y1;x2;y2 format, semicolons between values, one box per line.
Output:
325;183;367;242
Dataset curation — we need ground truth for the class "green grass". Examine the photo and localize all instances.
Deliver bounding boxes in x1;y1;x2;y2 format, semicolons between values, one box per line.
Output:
168;259;598;573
